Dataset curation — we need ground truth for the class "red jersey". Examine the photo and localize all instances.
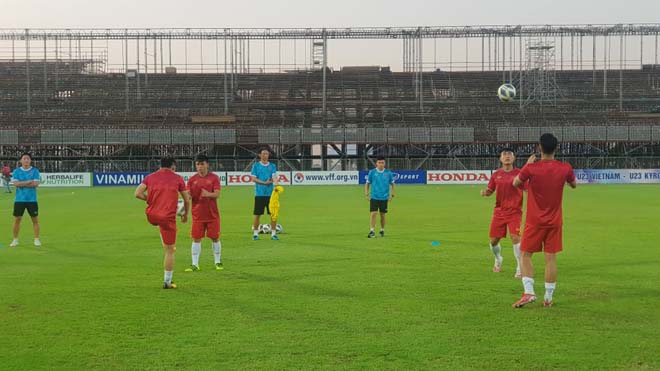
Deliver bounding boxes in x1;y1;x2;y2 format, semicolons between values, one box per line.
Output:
187;172;221;222
2;166;10;177
518;160;576;228
488;168;524;216
142;169;186;219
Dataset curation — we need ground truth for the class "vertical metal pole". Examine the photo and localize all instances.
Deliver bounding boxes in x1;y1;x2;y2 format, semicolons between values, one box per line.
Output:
322;29;327;121
449;37;452;72
603;35;607;97
144;36;148;86
520;35;523;109
125;32;129;112
12;38;15;61
501;36;505;81
434;38;437;69
294;39;297;70
263;38;266;73
593;35;597;91
247;38;250;73
154;38;157;74
168;38;172;67
655;33;658;66
560;36;563;70
481;36;484;71
224;30;228;114
200;39;204;73
465;37;468;71
640;34;644;68
620;34;623;111
419;36;424;112
55;36;59;92
160;38;164;73
570;35;574;70
184;38;188;73
215;38;219;73
136;37;141;101
43;37;48;102
26;29;31;114
488;36;491;70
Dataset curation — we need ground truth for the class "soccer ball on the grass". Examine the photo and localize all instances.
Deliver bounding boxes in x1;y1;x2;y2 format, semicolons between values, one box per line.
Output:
275;224;283;234
260;224;272;234
497;83;517;102
176;199;185;216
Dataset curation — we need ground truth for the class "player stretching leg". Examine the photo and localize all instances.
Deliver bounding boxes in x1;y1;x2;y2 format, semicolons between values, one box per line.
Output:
512;134;577;308
135;157;190;289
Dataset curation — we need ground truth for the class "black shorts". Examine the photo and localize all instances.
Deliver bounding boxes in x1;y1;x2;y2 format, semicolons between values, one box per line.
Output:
370;199;388;213
254;196;271;216
14;202;39;217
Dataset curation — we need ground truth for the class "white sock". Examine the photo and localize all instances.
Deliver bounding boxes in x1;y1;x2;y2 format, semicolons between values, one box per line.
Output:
191;242;201;266
490;243;502;258
253;228;259;236
370;227;375;232
513;243;521;271
212;241;222;264
545;282;556;302
522;277;535;295
164;271;173;284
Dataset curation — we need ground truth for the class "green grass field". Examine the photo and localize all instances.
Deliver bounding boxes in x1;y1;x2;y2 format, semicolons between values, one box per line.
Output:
1;185;659;370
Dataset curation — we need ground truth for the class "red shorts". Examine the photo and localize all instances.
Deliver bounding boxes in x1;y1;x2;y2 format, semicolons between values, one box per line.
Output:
147;213;177;245
489;212;522;238
521;225;563;254
191;219;221;240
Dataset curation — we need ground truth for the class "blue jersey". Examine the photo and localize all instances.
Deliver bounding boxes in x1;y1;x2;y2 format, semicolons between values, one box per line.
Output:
367;168;395;201
12;167;40;202
251;162;277;197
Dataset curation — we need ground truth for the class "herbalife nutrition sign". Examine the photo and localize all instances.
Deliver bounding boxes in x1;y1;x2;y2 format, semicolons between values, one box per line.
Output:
40;173;92;187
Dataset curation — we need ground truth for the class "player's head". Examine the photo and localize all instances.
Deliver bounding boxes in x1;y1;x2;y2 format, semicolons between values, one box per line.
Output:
195;154;209;173
539;133;559;155
258;147;270;162
19;152;32;168
160;157;176;170
499;147;515;166
375;156;386;170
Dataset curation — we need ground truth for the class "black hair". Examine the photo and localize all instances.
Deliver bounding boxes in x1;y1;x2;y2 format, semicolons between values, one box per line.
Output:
258;147;270;155
500;147;515;154
376;156;386;162
20;152;32;160
160;157;176;168
539;133;559;154
195;154;209;163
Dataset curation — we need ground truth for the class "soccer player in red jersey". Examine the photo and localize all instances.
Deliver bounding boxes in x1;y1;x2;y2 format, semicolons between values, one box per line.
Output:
481;148;531;278
512;134;577;308
184;154;223;272
135;157;190;289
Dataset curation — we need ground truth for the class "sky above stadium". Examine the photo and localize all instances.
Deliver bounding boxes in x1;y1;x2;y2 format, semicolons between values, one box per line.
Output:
2;0;659;28
2;0;659;71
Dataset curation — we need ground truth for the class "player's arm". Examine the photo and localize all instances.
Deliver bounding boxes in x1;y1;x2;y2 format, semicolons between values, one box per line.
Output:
482;175;496;196
251;176;272;185
201;189;220;199
134;183;148;201
180;190;191;221
364;182;370;200
272;172;279;186
567;167;577;189
389;182;395;201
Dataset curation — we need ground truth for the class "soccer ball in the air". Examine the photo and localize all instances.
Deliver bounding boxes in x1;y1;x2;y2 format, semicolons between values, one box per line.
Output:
497;83;517;102
176;199;185;216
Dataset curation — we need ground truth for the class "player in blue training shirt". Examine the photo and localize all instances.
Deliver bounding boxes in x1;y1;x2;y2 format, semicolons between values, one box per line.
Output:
250;147;279;241
365;156;396;238
10;153;42;247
